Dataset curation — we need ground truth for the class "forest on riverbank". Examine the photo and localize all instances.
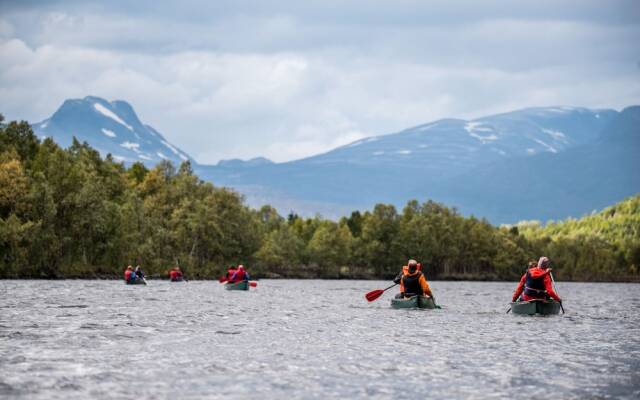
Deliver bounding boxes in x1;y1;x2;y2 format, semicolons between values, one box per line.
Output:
1;115;639;281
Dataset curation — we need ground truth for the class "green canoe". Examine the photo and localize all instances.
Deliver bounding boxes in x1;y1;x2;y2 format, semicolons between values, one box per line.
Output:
510;300;561;315
125;278;146;285
390;295;436;309
224;281;249;291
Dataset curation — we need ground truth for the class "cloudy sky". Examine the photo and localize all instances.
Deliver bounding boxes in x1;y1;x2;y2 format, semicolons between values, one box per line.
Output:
1;1;639;164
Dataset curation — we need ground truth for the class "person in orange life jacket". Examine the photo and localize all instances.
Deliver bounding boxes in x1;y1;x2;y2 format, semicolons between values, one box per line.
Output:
512;256;562;303
393;259;434;300
124;265;135;282
229;265;250;283
225;265;237;281
169;266;183;281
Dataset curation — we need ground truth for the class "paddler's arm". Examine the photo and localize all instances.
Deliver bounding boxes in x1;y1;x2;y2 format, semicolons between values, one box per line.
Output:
512;274;526;302
419;275;433;298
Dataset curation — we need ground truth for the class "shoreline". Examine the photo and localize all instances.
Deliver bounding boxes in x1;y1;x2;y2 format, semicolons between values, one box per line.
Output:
2;277;639;283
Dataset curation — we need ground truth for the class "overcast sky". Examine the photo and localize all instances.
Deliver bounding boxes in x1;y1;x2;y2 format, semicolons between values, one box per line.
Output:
1;1;639;164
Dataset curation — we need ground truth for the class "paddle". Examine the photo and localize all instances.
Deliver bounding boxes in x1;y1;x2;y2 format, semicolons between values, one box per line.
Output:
431;296;442;309
249;281;257;287
549;272;565;314
365;283;398;302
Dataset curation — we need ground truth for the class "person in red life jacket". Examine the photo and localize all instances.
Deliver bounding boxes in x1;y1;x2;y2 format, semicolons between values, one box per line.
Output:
229;265;250;283
124;265;135;282
512;256;562;303
393;259;434;300
169;266;183;281
225;265;237;282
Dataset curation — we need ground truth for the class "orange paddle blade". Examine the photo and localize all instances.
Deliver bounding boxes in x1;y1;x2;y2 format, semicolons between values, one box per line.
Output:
218;276;227;283
365;289;384;302
249;281;257;287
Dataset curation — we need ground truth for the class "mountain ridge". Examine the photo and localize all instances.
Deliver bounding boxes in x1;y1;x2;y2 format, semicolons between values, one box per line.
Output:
30;96;639;223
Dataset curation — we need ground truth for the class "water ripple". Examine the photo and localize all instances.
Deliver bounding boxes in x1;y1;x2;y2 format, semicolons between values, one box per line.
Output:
0;280;638;399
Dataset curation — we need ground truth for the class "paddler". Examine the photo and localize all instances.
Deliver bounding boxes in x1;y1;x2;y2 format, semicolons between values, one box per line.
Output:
511;256;562;303
229;264;250;283
124;265;135;282
225;265;237;282
135;265;145;280
393;259;434;300
169;266;183;281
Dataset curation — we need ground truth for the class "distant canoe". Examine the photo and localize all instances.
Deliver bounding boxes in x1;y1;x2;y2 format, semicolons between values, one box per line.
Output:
510;300;561;315
125;278;146;285
390;295;435;309
224;281;249;291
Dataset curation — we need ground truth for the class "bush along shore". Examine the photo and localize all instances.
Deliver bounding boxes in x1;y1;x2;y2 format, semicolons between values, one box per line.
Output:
1;115;639;282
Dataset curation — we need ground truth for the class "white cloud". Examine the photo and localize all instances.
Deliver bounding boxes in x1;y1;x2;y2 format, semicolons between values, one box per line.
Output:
0;3;639;164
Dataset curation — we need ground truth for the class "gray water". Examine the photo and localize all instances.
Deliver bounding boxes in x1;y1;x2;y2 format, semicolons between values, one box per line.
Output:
1;280;639;399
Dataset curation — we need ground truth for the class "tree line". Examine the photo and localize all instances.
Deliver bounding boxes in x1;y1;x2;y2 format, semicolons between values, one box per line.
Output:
1;115;638;281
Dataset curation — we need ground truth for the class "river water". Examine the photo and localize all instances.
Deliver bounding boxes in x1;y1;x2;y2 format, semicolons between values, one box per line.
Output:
1;280;639;399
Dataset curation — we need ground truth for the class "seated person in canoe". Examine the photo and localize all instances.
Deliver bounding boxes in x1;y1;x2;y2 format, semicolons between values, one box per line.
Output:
228;265;250;283
135;265;145;280
393;259;434;300
511;256;562;303
124;265;136;282
225;265;237;281
169;266;184;281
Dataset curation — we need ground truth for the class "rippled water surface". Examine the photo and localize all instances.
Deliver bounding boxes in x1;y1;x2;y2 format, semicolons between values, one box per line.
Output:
1;280;639;399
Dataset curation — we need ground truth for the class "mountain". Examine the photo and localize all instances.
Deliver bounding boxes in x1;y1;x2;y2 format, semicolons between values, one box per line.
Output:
446;106;640;222
33;96;193;166
31;97;640;223
196;106;638;222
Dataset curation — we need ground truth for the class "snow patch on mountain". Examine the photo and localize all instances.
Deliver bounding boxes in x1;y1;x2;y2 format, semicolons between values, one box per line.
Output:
534;139;557;153
101;128;116;138
542;128;567;143
120;141;140;152
465;122;498;143
94;103;133;131
161;140;179;154
347;137;379;148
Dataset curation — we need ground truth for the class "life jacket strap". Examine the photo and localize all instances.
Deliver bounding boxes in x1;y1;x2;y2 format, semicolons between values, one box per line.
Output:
524;286;546;294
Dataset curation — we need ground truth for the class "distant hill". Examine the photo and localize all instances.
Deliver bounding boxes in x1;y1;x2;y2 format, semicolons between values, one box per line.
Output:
31;97;639;223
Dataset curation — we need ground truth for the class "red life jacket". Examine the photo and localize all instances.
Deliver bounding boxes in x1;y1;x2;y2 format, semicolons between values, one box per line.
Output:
230;269;246;282
124;270;132;280
226;269;237;280
523;267;549;300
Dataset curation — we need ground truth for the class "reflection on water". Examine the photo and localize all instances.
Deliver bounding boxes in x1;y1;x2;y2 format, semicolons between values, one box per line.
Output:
0;280;639;399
